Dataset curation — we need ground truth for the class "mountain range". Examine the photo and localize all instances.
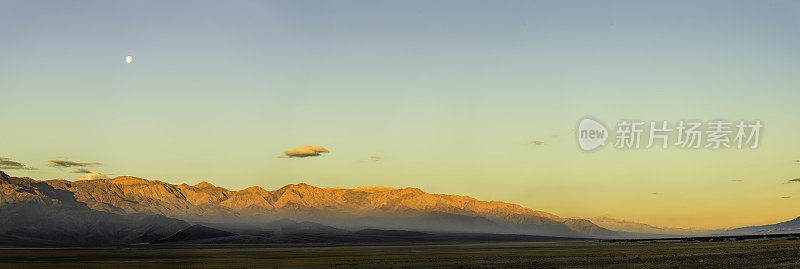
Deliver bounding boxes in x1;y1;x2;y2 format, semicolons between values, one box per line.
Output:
0;170;614;244
1;170;798;245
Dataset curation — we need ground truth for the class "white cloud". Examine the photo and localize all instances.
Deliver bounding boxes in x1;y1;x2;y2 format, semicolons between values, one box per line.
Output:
79;171;108;180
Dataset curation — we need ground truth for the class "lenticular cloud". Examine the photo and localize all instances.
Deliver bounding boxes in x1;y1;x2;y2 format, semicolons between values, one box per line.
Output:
283;145;329;158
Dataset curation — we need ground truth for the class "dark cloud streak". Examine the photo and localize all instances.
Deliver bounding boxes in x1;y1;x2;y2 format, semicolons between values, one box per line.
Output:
0;157;36;170
49;160;101;168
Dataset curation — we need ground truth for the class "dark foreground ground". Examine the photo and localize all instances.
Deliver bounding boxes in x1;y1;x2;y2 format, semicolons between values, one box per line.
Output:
1;236;800;268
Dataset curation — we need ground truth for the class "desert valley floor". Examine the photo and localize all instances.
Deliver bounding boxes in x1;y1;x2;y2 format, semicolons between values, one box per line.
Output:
2;235;800;268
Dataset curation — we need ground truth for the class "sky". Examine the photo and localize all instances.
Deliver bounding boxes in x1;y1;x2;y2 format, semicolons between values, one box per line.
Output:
1;0;799;229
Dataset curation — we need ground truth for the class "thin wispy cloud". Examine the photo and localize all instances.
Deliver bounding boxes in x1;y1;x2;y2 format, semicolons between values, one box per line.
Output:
72;168;93;174
0;157;36;170
49;160;101;168
78;171;108;180
787;178;800;184
369;156;383;160
282;145;329;158
782;196;792;199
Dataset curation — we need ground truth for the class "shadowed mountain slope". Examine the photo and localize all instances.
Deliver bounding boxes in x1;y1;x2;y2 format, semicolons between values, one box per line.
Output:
151;224;237;243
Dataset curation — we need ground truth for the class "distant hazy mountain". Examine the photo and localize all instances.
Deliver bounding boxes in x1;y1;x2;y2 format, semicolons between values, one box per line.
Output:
723;217;800;235
588;216;717;236
0;170;614;239
588;216;800;237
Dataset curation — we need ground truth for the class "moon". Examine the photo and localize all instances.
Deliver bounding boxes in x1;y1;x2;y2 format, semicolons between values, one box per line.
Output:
125;56;133;64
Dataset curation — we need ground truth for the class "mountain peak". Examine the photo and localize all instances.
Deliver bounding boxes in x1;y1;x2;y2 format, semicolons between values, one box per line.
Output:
107;176;155;185
194;181;216;188
0;170;8;182
398;187;425;195
276;183;318;192
240;186;267;193
285;182;311;188
353;186;397;192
